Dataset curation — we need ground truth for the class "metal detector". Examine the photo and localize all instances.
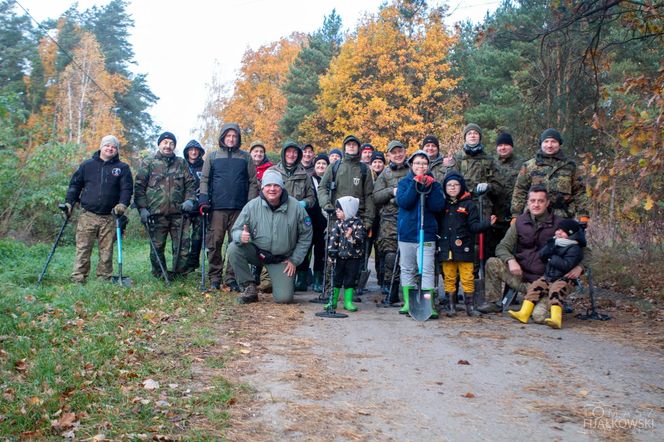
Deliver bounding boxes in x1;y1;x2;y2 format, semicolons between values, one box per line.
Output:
377;248;400;308
36;204;70;286
310;211;334;304
315;253;348;318
199;210;208;291
575;267;610;321
143;216;170;285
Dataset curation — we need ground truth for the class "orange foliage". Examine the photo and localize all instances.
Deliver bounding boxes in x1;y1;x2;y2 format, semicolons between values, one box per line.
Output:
217;33;305;152
300;3;462;152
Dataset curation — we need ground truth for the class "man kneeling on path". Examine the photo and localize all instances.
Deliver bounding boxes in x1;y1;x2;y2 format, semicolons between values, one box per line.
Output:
227;170;313;304
477;185;590;321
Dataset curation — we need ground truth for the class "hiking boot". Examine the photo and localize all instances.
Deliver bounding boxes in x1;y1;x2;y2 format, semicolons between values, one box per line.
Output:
237;283;259;304
227;281;241;292
294;270;308;291
476;301;501;314
210;281;221;290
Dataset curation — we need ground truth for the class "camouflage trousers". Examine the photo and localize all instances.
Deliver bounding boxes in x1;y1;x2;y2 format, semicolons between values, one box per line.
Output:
147;214;190;275
525;277;571;307
207;210;239;285
72;210;116;282
376;229;399;288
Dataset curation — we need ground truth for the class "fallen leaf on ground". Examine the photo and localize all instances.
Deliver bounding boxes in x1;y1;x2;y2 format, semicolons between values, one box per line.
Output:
457;360;471;365
462;392;476;398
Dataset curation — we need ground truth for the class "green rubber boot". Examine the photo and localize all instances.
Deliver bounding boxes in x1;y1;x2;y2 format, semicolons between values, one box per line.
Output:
429;290;439;319
324;288;340;311
343;288;358;312
399;286;413;315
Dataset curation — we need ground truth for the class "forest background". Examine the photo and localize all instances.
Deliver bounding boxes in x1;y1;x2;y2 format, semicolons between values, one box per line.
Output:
0;0;662;296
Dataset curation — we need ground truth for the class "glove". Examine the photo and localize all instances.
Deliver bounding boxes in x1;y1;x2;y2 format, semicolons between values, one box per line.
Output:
139;208;151;224
198;202;210;216
298;200;307;208
60;203;72;218
475;183;489;195
118;215;129;234
113;203;126;216
413;174;435;187
323;204;335;214
181;200;194;213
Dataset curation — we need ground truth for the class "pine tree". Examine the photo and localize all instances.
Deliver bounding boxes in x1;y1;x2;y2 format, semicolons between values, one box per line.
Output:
279;10;342;141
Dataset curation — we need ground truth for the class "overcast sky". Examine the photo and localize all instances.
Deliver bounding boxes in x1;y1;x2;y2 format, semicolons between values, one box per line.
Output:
18;0;498;154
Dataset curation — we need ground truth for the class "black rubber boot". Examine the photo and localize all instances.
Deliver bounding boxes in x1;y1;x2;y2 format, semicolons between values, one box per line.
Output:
446;292;457;317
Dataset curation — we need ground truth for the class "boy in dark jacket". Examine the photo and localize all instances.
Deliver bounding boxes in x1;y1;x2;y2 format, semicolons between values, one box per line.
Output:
325;196;366;312
509;219;585;329
439;172;495;317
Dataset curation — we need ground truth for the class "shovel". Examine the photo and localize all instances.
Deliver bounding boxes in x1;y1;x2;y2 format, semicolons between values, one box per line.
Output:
112;211;132;287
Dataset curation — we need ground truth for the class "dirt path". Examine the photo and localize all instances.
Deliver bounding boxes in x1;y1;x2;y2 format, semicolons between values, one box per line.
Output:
210;279;664;441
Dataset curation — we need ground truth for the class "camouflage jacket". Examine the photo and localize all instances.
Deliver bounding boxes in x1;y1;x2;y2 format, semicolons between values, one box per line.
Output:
450;148;500;218
373;162;410;223
511;150;588;219
329;216;366;260
429;154;454;184
269;162;316;209
493;153;523;222
134;152;196;216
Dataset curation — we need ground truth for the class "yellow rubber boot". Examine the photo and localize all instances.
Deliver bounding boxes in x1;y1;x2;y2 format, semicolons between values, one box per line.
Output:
508;300;535;324
544;305;563;329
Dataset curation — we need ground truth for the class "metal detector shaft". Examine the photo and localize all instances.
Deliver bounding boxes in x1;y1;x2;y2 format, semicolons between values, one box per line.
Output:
200;211;207;291
144;218;170;285
172;212;186;274
37;211;69;286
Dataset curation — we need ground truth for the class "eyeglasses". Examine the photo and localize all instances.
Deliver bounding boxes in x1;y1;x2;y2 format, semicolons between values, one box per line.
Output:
446;183;461;187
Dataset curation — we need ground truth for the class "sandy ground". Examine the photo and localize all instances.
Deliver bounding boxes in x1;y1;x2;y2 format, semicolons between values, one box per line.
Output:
210;275;664;442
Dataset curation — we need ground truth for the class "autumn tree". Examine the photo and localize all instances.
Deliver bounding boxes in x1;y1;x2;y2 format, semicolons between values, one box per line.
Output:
300;0;462;151
279;10;343;141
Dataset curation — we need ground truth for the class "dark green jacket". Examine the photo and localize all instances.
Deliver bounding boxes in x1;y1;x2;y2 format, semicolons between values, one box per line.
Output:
134;152;196;216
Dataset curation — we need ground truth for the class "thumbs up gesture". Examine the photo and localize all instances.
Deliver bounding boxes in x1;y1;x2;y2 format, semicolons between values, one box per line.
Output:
241;224;251;244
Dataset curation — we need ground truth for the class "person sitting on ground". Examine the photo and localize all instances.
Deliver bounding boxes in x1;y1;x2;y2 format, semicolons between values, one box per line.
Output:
325;196;366;312
396;150;446;318
438;171;496;317
509;219;585;329
227;170;312;304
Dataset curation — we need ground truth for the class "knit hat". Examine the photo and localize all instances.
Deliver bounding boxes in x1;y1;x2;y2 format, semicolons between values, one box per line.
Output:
249;140;265;153
314;153;330;165
261;169;284;189
387;140;405;152
421;135;440;149
361;143;375;152
407;149;430;166
443;171;467;196
342;135;362;148
302;143;314;152
100;135;120;149
496;132;514;146
371;151;386;163
558;219;581;236
335;196;360;219
540;128;563;145
157;131;176;147
329;148;343;157
463;123;482;141
183;139;204;158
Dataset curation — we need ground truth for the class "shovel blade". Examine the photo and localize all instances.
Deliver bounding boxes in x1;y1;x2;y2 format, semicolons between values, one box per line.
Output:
409;289;432;322
112;276;132;287
357;270;370;290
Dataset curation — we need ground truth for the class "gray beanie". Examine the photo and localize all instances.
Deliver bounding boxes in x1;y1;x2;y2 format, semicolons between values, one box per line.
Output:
100;135;120;149
261;169;284;189
335;196;359;219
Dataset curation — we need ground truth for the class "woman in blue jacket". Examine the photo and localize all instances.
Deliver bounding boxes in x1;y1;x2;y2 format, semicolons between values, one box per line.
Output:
396;150;446;317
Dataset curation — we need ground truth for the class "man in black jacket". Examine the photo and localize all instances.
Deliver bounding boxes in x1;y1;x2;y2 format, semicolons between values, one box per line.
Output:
199;123;259;290
64;135;133;283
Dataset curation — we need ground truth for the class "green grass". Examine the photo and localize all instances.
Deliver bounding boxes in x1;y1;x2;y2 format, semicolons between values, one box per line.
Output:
0;238;239;439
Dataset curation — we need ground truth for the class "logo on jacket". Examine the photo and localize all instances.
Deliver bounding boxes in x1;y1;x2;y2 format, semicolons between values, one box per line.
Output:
111;168;121;176
456;207;468;215
353;177;360;186
196;171;202;180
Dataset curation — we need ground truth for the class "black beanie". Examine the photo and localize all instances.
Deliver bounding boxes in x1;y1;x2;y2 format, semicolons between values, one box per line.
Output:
540;128;563;145
496;133;514;146
558;219;581;236
157;131;177;147
371;151;386;163
421;135;440;149
314;153;330;165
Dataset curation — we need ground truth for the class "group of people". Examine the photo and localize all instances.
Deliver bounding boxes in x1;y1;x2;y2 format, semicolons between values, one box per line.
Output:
63;122;591;329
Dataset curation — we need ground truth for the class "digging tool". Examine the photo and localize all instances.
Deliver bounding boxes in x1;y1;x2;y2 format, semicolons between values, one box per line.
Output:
199;210;208;291
143;216;170;285
475;191;487;308
357;232;371;291
111;211;132;287
315;252;348;319
501;287;518;313
310;211;334;304
378;248;400;308
172;212;187;276
409;183;433;321
36;204;70;286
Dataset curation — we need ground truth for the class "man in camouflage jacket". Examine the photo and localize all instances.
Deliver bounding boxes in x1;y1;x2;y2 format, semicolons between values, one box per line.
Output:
372;140;409;304
134;132;197;277
511;128;589;223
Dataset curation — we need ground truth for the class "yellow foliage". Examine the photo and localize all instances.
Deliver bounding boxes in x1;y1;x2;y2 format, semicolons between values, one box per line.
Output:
300;2;462;152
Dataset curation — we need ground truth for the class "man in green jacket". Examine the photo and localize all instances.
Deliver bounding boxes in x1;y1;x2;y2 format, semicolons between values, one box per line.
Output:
134;132;197;277
227;170;313;304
